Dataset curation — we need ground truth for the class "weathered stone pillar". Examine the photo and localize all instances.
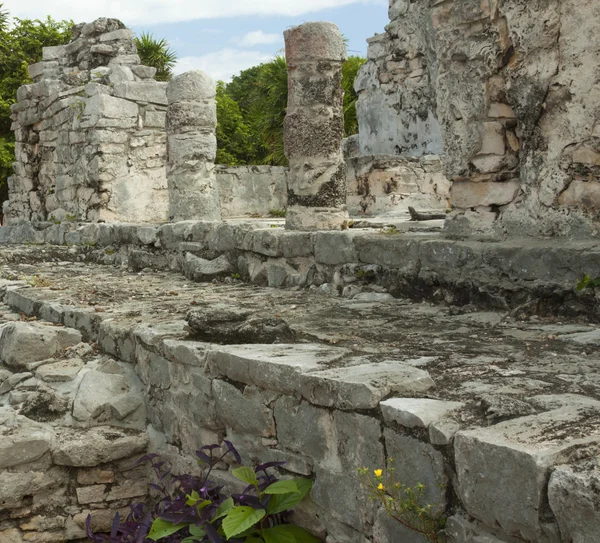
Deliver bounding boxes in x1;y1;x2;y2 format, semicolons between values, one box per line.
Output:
166;70;221;222
284;22;348;231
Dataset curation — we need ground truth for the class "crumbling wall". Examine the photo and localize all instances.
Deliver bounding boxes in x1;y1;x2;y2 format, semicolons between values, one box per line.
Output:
216;165;288;218
358;0;600;239
354;0;442;157
5;18;169;224
347;154;449;216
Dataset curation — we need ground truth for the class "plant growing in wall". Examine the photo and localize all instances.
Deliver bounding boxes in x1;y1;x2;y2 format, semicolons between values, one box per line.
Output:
87;441;318;543
358;457;446;543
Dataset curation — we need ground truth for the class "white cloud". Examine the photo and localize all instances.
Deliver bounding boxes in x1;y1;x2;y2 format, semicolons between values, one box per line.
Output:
175;49;275;82
3;0;386;26
239;31;282;47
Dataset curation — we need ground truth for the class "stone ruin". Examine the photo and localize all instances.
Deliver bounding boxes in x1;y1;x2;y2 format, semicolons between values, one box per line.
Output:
0;4;600;543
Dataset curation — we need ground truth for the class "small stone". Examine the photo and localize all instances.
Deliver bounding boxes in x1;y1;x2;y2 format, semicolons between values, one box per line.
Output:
77;469;115;485
77;485;107;504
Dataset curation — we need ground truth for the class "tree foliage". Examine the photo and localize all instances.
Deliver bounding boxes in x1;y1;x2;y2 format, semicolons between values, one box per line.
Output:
134;32;177;82
215;55;366;166
0;4;72;205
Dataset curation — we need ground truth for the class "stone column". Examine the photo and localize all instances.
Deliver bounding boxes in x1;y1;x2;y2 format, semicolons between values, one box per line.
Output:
284;22;348;231
166;70;221;222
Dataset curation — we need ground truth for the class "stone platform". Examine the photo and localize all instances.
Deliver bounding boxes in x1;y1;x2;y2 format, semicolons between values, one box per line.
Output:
0;247;599;542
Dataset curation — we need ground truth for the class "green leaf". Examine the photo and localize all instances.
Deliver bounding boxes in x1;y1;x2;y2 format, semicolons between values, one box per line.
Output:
147;518;188;540
232;466;259;486
267;479;312;515
222;506;266;539
214;497;235;520
264;480;300;495
186;490;201;506
281;526;320;543
262;525;297;543
245;538;264;543
189;524;206;537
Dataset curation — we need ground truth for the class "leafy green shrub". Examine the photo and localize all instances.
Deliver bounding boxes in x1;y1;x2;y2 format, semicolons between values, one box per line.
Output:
87;441;317;543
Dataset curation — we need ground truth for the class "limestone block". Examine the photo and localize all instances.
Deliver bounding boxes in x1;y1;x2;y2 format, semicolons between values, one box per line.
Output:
100;28;134;42
212;380;275;437
299;361;435;409
0;322;82;371
0;468;68;508
144;110;166;128
51;426;148;467
380;398;464;429
167;133;217;164
454;403;600;541
85;93;138;119
76;484;107;504
284;110;344;159
548;460;600;543
77;469;115;485
558;180;600;208
114;81;167;105
166;70;216;103
0;419;54;468
206;343;349;393
42;45;66;60
451;180;520;208
36;358;83;382
167;101;217;133
183;253;232;281
312;469;374;531
285;21;347;63
479;122;505;156
132;65;158;79
107;480;147;501
384;429;447;513
274;396;336;463
314;231;357;265
108;65;134;84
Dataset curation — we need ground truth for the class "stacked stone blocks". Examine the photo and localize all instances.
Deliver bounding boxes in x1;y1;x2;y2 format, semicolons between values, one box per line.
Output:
5;18;169;224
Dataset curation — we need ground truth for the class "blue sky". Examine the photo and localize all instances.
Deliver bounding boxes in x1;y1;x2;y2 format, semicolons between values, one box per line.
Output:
5;0;389;81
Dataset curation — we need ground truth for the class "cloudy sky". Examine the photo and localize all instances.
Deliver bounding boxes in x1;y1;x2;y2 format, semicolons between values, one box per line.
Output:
3;0;389;81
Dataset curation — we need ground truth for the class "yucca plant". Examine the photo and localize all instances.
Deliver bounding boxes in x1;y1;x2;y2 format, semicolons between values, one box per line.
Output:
134;32;177;81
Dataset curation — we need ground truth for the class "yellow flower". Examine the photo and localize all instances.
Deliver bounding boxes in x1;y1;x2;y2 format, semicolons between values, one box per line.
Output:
374;469;383;477
377;483;384;491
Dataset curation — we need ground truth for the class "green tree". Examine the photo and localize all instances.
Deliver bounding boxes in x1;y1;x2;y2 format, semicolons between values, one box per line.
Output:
342;55;367;136
215;81;254;165
134;32;177;81
0;4;72;210
215;54;366;166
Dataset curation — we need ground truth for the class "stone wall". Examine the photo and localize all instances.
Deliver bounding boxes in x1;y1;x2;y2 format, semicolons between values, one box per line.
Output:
2;241;600;543
354;0;442;157
0;318;149;542
5;18;169;225
357;0;600;239
347;154;449;216
216;165;288;217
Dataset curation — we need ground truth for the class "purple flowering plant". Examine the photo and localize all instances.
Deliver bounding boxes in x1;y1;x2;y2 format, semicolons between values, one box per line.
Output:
87;440;318;543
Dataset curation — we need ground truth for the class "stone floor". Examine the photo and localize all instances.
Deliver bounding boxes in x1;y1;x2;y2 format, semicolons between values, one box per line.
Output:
2;256;599;428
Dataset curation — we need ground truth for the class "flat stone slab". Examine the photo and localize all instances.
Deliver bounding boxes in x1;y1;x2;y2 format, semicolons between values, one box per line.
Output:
36;358;84;382
51;426;148;467
0;321;81;370
381;397;465;428
0;418;54;469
